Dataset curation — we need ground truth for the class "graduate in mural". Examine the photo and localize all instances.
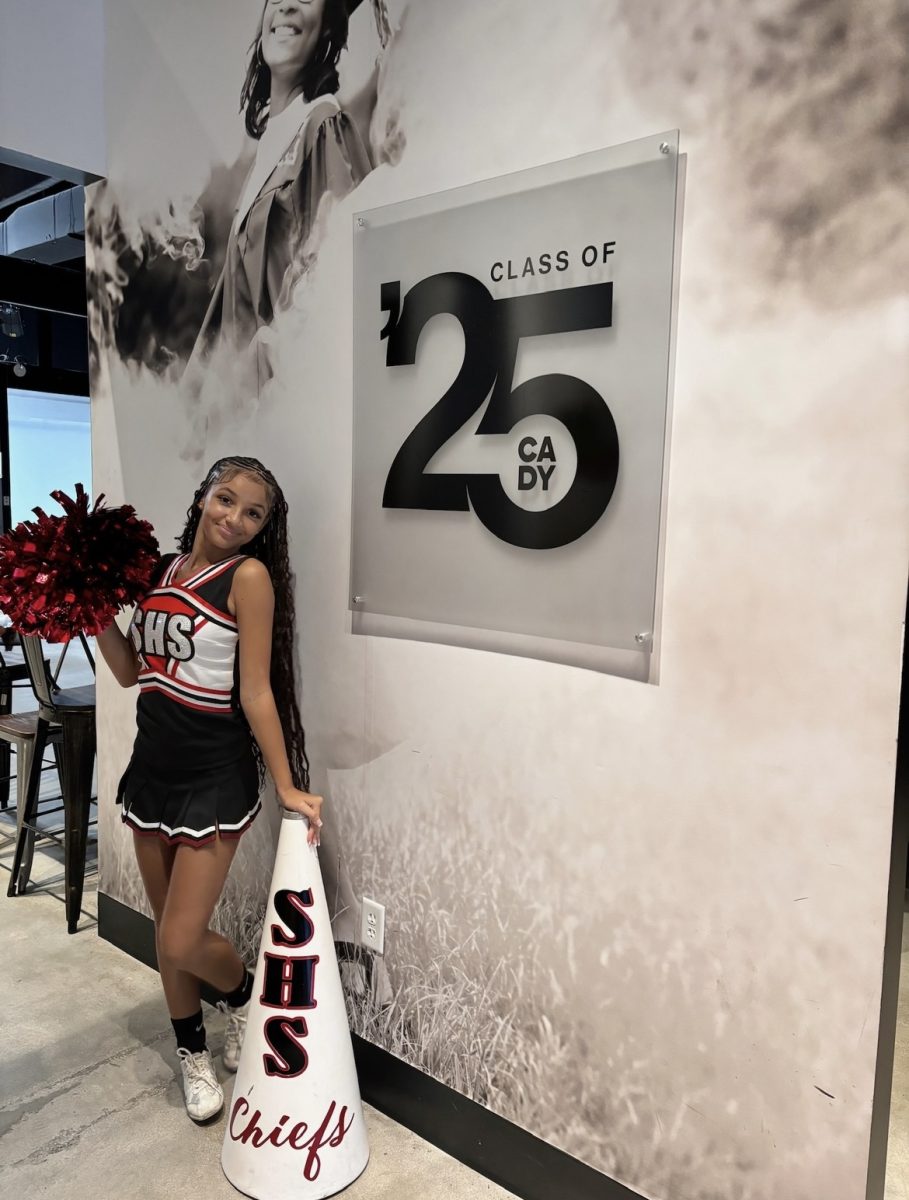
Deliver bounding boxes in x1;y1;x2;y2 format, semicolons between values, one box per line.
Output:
90;0;396;378
189;0;377;372
96;456;322;1123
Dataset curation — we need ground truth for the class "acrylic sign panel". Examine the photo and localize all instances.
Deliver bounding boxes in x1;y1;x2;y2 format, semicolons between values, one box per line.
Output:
352;132;678;665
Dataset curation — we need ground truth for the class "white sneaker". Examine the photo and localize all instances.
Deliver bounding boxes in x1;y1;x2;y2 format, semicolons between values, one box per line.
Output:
177;1047;224;1121
217;999;250;1073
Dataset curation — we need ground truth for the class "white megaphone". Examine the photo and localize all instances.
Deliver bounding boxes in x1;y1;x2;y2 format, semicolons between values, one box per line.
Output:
221;811;370;1199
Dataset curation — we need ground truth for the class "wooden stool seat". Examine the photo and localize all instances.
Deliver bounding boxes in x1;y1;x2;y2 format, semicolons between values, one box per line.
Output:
46;685;96;711
0;707;63;893
0;711;42;738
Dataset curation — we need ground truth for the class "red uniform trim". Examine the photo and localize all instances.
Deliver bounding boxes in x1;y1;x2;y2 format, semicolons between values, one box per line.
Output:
139;684;233;713
174;554;245;592
150;588;237;629
122;800;261;847
139;666;230;698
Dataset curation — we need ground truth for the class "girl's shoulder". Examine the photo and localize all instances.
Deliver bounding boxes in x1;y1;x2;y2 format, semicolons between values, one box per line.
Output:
230;556;273;620
233;556;272;586
296;96;353;155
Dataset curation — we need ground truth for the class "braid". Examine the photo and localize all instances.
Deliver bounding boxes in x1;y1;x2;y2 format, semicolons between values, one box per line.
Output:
178;456;310;793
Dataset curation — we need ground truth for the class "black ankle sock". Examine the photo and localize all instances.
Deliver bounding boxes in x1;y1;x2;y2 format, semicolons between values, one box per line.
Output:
224;968;254;1010
172;1010;207;1054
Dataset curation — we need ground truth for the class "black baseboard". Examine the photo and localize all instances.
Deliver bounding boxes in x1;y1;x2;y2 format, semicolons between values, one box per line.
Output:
100;890;157;967
98;891;642;1200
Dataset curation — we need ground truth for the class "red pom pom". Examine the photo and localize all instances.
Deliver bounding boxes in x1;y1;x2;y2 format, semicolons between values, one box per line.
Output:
0;483;159;641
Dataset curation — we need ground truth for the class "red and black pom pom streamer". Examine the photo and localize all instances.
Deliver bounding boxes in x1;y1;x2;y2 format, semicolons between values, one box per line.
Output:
0;484;159;642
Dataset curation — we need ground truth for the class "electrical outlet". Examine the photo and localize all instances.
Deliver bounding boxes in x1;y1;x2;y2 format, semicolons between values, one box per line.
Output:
360;896;385;956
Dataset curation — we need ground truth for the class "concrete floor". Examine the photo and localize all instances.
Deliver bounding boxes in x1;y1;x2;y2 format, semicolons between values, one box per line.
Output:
0;716;907;1200
0;815;513;1200
3;841;909;1200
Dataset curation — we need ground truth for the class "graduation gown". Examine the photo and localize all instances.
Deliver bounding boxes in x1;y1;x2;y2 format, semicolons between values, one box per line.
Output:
192;95;371;363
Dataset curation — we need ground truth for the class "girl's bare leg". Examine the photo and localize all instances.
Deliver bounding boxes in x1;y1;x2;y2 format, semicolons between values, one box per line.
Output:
155;836;247;997
132;832;202;1018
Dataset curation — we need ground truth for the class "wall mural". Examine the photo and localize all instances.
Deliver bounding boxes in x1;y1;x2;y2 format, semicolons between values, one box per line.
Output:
89;0;399;411
88;3;908;1199
88;0;404;1138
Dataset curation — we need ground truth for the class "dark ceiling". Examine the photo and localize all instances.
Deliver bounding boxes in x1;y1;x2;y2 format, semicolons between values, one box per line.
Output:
0;163;85;271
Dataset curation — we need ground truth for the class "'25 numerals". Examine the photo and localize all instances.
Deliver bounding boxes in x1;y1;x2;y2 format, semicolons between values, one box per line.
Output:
380;273;619;550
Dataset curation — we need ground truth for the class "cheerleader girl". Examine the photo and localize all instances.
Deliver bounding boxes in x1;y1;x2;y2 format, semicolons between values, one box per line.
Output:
97;455;322;1122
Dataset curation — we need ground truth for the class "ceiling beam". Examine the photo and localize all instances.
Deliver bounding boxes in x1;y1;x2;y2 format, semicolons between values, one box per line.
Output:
0;145;103;188
0;176;57;211
0;255;86;316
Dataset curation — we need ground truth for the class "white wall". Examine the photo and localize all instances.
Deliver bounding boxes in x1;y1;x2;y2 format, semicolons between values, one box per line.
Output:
0;0;106;178
88;2;909;1198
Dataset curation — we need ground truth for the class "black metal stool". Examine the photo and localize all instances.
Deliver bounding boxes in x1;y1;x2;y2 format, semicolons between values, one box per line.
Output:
0;711;65;893
0;647;48;810
7;635;97;933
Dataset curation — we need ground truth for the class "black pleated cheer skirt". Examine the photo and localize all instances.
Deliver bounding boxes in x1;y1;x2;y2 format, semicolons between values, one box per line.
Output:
117;752;261;848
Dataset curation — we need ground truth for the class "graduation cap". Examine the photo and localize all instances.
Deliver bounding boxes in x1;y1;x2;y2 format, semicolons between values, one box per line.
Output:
347;0;392;46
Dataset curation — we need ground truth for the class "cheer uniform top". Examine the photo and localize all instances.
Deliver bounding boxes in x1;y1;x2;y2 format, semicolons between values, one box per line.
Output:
118;552;261;847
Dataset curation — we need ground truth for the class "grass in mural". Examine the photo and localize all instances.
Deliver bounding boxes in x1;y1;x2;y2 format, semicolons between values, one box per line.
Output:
102;773;844;1199
330;775;819;1200
100;804;274;967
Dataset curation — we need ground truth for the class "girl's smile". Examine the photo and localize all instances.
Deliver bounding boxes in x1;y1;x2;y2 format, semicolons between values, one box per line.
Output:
198;473;270;556
262;0;325;77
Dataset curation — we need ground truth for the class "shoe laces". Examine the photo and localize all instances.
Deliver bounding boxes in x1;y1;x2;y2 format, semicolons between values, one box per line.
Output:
217;999;249;1050
177;1047;219;1099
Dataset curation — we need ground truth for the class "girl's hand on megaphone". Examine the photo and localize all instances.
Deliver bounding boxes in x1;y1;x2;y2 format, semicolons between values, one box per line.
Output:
278;785;324;845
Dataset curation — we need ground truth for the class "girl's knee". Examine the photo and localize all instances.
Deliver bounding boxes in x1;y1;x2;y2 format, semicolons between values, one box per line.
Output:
157;918;203;970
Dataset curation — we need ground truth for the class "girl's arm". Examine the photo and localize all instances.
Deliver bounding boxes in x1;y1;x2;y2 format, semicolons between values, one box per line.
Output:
232;558;323;845
96;620;142;688
337;62;379;167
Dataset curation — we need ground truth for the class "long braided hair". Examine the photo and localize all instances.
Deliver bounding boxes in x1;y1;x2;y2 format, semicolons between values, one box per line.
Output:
178;456;310;793
240;0;353;140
